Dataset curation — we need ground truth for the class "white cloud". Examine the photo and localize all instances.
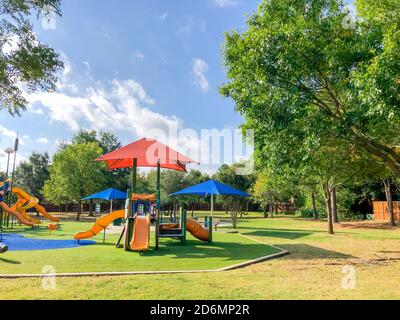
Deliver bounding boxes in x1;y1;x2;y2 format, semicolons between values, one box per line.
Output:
160;12;169;20
136;51;144;60
41;8;57;30
0;127;27;170
211;0;238;7
29;107;44;114
83;61;91;70
0;125;18;139
21;53;223;172
26;78;180;138
192;58;210;92
178;17;194;35
0;149;26;172
0;125;26;146
2;35;19;55
36;137;50;144
103;29;112;40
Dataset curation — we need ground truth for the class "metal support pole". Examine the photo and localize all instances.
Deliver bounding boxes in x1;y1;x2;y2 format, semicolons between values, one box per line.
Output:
124;158;137;251
181;207;186;245
155;160;161;250
209;216;213;244
211;194;214;218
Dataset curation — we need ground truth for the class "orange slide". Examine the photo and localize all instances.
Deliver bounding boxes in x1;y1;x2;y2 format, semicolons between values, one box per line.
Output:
11;188;60;224
186;218;210;242
0;202;36;227
35;203;59;222
130;215;151;251
74;210;125;240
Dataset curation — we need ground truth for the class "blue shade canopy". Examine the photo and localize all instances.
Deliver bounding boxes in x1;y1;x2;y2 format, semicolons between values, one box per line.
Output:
171;180;251;197
82;188;127;201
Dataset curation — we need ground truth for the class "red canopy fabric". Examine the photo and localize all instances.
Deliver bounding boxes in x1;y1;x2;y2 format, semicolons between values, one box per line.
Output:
96;138;197;171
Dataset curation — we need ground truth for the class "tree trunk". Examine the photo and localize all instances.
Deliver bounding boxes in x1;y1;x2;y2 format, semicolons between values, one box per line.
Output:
76;200;81;221
331;187;339;223
263;205;268;218
88;199;94;217
311;190;318;220
322;183;334;235
382;178;396;227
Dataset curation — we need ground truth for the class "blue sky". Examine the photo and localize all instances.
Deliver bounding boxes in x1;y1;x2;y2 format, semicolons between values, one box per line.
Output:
0;0;261;173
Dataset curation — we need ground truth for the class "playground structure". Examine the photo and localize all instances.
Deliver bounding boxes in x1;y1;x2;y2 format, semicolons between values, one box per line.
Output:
1;181;60;228
126;194;154;251
11;188;60;224
157;206;212;243
96;138;199;252
74;209;126;240
74;137;214;252
75;191;213;249
0;182;59;227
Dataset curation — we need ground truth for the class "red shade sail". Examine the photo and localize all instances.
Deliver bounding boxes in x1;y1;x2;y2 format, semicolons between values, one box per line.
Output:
95;138;197;171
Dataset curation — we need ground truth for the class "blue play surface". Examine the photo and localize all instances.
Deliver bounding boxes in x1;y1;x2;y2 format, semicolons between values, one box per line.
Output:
0;234;95;251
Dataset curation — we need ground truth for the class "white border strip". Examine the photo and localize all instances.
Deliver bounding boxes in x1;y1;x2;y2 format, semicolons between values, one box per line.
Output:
0;234;289;279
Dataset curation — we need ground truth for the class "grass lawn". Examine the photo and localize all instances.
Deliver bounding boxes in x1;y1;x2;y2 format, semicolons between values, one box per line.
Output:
0;219;279;274
1;215;400;300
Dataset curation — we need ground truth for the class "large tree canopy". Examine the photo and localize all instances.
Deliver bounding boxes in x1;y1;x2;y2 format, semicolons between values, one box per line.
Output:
43;142;106;220
0;0;64;115
14;151;50;198
220;0;400;177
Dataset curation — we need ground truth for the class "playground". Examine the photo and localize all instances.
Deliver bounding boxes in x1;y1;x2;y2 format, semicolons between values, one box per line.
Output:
0;218;282;275
1;136;400;301
0;138;284;277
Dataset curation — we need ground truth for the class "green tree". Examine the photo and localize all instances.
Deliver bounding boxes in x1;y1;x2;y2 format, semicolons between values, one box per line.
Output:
69;129;128;190
252;168;304;218
220;0;400;180
0;0;64;115
357;0;399;25
213;163;255;216
71;129;122;154
43;143;106;220
14;152;49;199
183;169;210;214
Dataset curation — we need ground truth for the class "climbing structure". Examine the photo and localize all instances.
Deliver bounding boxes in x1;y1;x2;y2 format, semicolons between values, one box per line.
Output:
10;188;60;225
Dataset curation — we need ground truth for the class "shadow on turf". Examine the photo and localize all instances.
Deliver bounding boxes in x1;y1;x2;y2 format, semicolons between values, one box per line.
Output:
275;243;353;260
241;229;313;240
0;257;21;264
98;239;280;262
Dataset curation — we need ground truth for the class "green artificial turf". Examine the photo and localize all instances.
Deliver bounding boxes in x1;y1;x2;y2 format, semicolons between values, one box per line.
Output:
0;220;279;274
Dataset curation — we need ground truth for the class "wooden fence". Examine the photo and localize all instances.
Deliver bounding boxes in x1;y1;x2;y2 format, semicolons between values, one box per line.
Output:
372;201;400;221
266;203;296;214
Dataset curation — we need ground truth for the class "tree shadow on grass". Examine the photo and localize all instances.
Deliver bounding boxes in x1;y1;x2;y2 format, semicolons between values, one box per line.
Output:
238;225;327;233
0;257;21;264
135;239;279;262
241;229;313;240
276;243;354;260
